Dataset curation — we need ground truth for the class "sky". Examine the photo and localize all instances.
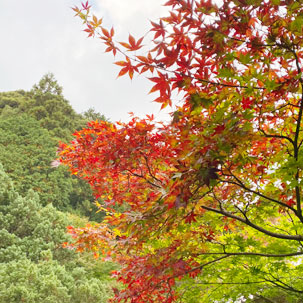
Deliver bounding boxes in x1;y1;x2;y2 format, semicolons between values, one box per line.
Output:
0;0;172;122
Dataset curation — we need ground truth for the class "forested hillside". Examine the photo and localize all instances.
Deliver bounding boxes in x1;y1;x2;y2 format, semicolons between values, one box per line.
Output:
0;73;105;219
0;74;116;302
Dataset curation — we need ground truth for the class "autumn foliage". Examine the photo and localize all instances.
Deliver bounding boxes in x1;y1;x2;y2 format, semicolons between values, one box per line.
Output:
60;0;303;302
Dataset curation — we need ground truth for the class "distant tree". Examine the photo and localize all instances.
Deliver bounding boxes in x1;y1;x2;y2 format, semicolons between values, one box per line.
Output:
28;75;84;142
32;73;63;96
82;107;108;122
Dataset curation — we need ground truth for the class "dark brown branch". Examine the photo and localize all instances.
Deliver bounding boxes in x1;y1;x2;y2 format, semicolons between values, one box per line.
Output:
222;179;297;214
128;171;161;188
194;281;267;285
291;47;303;222
197;251;303;258
184;255;230;276
286;210;303;249
201;205;303;241
259;128;294;145
295;184;302;222
141;153;163;185
221;172;297;214
166;256;230;284
266;278;303;294
256;268;303;294
197;78;265;90
157;256;231;299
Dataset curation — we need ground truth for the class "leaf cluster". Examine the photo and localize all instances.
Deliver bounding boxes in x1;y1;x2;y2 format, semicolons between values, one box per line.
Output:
62;0;303;302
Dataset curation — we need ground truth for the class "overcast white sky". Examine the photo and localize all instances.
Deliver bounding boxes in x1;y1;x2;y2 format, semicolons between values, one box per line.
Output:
0;0;173;122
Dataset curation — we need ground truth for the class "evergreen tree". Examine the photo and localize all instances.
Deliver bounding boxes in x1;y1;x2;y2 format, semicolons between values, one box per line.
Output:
0;114;72;208
0;75;107;219
82;107;108;122
0;164;115;303
0;73;90;143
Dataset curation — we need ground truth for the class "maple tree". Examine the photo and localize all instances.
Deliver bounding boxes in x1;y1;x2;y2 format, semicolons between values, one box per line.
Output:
60;0;303;302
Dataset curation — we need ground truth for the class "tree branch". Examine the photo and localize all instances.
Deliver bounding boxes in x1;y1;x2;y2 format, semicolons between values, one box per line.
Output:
285;45;303;222
259;128;295;146
184;255;230;276
194;281;267;285
128;170;162;188
266;278;303;294
141;153;163;185
201;205;303;241
221;173;297;215
197;78;265;90
197;251;303;258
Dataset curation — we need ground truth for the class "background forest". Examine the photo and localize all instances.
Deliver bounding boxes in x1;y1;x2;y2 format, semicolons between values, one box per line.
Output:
0;73;117;303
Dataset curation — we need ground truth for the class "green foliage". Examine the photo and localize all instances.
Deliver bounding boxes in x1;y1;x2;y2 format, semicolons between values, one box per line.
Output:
0;73;107;143
0;165;115;303
0;114;72;208
0;74;84;142
82;107;108;122
0;74;107;219
177;256;303;303
32;72;63;96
